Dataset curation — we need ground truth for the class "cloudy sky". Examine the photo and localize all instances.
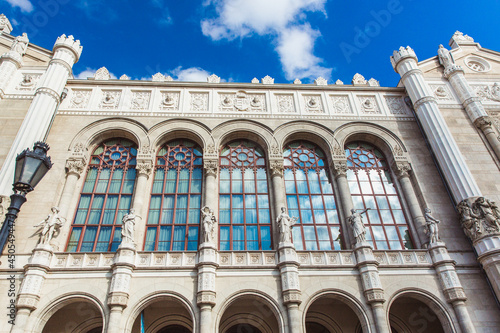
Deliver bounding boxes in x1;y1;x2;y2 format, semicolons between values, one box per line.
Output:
2;0;499;86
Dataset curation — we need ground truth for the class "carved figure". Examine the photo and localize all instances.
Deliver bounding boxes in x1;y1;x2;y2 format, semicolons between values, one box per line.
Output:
201;206;217;243
348;208;370;244
438;44;454;68
424;208;440;243
34;207;65;245
277;207;298;243
474;197;500;230
121;209;138;245
457;201;481;240
11;33;29;55
457;197;500;241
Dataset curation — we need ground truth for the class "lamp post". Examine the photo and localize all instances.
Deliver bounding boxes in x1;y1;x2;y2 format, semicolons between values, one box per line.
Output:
0;142;52;252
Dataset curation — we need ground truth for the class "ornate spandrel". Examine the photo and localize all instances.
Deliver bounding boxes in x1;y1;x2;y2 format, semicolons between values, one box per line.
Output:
458;197;500;242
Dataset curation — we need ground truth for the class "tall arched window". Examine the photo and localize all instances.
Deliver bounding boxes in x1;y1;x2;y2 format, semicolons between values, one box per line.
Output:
144;139;202;251
219;140;272;251
345;142;413;250
67;138;137;252
284;141;341;250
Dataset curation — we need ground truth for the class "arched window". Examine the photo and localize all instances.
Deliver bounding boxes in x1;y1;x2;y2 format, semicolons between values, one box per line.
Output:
345;142;413;250
219;140;272;251
144;139;202;251
67;138;137;252
284;141;341;250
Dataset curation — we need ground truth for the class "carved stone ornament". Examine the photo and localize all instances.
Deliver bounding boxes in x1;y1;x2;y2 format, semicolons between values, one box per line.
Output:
201;206;217;244
0;14;13;34
330;95;351;114
352;73;367;85
359;96;380;114
131;91;151;111
251;78;259;83
207;74;220;83
152;72;166;82
136;160;153;177
457;197;500;242
219;91;266;113
475;83;500;102
16;74;40;91
368;78;380;87
314;77;327;86
119;74;130;80
204;144;217;157
261;75;274;84
94;67;111;80
451;31;474;43
304;95;324;113
393;145;403;157
332;143;344;157
65;158;86;175
474;116;493;131
270;160;284;177
270;145;282;159
99;91;121;109
293;78;302;84
424;208;441;244
204;160;218;176
332;160;347;177
159;91;180;111
138;145;153;156
385;96;408;115
276;94;296;113
34;206;65;246
11;33;29;56
335;79;344;85
190;92;209;112
0;195;11;225
70;90;92;109
394;161;411;178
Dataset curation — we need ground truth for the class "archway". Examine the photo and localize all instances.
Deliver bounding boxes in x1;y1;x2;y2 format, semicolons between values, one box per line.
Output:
131;296;194;333
219;294;281;333
41;298;103;333
305;295;364;333
389;295;448;333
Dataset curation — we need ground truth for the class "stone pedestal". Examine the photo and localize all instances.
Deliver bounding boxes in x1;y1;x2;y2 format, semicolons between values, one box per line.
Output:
0;34;83;196
429;242;476;333
106;243;135;333
12;244;53;333
354;242;389;333
278;243;302;333
197;243;218;333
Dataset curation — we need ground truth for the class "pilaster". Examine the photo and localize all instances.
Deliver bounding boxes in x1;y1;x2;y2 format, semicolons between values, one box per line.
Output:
429;242;476;333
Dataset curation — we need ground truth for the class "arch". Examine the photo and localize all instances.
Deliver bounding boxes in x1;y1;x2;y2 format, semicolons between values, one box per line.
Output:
32;293;105;333
148;118;213;153
303;289;372;333
125;291;196;333
387;288;458;333
215;290;285;333
212;120;274;156
274;120;336;158
68;118;149;155
334;122;409;163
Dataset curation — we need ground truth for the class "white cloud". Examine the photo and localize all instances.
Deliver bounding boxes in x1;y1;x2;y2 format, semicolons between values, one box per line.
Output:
170;67;211;82
201;0;331;80
5;0;34;13
75;67;117;80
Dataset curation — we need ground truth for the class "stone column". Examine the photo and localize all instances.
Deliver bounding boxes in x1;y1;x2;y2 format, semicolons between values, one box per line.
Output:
393;161;426;248
270;159;286;246
354;243;390;333
278;243;302;333
429;242;476;333
12;244;53;333
330;159;354;247
106;244;135;333
203;159;218;216
390;46;482;203
0;34;82;196
437;45;500;161
132;158;153;213
0;34;24;98
57;157;87;218
197;243;217;333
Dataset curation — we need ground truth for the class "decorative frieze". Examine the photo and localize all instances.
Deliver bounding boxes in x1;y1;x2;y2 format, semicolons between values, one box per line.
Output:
330;95;352;114
219;91;266;112
130;91;151;110
276;94;296;113
473;83;500;102
190;92;209;112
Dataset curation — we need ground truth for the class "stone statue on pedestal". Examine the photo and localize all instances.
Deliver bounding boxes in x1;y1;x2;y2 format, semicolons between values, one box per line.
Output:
34;207;65;246
424;208;440;244
121;209;138;245
348;208;370;244
438;44;454;68
11;33;29;56
277;207;298;244
201;206;217;243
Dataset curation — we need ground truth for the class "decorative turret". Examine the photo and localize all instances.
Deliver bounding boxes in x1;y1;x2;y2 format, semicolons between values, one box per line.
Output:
390;46;417;71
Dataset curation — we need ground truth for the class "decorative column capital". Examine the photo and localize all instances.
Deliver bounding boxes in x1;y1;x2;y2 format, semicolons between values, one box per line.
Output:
204;159;218;177
269;159;284;177
393;161;412;179
136;159;153;178
474;116;493;131
65;157;87;177
443;64;464;79
331;160;348;179
457;197;500;243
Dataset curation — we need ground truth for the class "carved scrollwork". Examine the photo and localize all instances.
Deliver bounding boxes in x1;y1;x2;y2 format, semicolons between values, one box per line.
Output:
65;158;86;176
204;160;218;176
332;160;347;178
394;161;412;178
136;160;153;177
457;197;500;242
269;160;284;177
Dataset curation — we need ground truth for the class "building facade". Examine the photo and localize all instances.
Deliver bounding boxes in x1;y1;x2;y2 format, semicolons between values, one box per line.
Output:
0;13;499;333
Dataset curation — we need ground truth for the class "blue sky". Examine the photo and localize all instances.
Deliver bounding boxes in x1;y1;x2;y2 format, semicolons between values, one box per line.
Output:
2;0;500;86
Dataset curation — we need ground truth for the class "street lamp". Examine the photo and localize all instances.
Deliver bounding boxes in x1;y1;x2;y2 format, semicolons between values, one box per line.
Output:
0;142;52;252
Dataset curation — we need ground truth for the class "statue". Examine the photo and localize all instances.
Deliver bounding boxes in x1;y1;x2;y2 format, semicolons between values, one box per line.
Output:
348;208;370;244
438;44;454;68
121;209;139;245
34;207;65;246
424;208;440;244
11;33;29;56
276;207;298;244
201;206;217;243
